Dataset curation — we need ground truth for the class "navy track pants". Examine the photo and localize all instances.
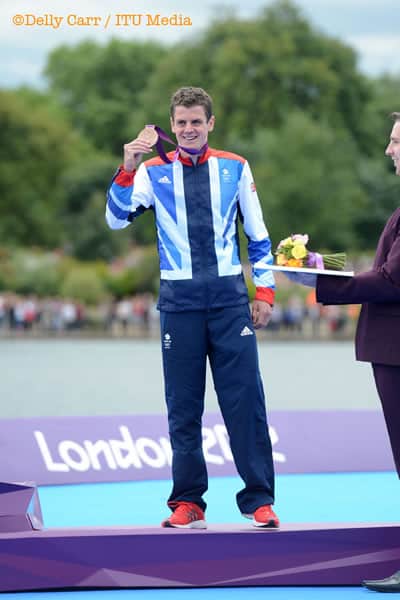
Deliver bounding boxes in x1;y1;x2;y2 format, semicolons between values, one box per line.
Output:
160;304;275;514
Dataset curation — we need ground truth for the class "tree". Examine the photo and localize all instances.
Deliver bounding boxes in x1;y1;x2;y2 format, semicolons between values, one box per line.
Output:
45;39;164;154
59;158;157;260
232;112;367;252
361;75;400;159
0;89;88;247
136;0;370;150
351;75;400;246
60;265;107;305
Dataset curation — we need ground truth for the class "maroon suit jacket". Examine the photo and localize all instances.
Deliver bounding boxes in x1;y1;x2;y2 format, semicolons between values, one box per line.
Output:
316;207;400;366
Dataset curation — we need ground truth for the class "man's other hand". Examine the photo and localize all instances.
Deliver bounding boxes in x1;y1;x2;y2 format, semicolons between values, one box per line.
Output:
252;300;273;329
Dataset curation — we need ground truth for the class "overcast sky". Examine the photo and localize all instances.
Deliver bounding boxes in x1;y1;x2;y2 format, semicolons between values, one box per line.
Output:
1;0;399;88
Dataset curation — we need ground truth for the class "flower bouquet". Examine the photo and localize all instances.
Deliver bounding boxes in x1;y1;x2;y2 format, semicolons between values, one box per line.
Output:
275;234;346;271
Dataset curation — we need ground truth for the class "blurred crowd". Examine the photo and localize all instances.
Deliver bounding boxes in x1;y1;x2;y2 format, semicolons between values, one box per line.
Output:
0;294;87;333
265;290;359;339
0;290;358;340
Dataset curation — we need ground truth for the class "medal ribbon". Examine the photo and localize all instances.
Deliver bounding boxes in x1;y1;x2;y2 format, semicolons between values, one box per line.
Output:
147;125;208;164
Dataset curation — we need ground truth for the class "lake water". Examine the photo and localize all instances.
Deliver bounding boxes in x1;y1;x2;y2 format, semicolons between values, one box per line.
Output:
0;338;379;418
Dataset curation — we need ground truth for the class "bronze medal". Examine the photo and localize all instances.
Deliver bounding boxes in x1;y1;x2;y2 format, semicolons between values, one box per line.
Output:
137;126;158;147
136;124;207;164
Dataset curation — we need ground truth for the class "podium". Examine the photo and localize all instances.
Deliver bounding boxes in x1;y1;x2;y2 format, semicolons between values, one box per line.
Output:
0;481;399;592
0;521;399;592
0;481;43;533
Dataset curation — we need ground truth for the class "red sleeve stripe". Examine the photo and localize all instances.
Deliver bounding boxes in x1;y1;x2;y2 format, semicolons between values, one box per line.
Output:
114;166;136;187
255;287;275;305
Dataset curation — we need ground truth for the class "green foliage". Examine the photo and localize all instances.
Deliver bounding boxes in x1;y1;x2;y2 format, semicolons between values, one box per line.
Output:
362;75;400;159
0;89;84;247
354;158;400;248
237;112;368;251
105;248;159;297
60;266;107;305
0;248;15;291
0;247;159;303
59;160;157;258
59;162;133;260
1;249;63;296
12;261;62;297
136;0;370;149
45;39;164;154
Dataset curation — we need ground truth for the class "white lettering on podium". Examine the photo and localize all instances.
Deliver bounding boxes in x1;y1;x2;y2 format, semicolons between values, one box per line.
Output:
81;440;118;470
159;436;173;466
202;427;225;464
135;437;166;468
269;426;286;463
34;431;69;471
214;424;234;461
34;423;286;474
58;440;91;471
109;426;142;469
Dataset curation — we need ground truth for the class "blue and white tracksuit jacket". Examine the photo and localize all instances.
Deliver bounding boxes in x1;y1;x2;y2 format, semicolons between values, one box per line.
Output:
106;148;275;311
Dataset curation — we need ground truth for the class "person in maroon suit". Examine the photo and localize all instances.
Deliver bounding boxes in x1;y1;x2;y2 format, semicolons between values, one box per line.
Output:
285;112;400;593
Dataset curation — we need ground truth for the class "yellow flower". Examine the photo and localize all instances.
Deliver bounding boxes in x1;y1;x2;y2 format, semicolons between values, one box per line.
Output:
291;244;307;259
277;253;287;265
281;237;294;247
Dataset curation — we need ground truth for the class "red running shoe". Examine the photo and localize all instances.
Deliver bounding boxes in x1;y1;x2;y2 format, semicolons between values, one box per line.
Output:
244;505;280;528
161;501;207;529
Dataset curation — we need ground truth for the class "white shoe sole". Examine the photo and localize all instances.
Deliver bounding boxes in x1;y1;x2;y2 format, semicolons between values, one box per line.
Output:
252;519;279;528
163;520;207;529
242;513;279;528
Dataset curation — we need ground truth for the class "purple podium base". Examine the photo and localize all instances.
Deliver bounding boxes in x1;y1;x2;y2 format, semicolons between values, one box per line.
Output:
0;482;43;533
0;522;399;591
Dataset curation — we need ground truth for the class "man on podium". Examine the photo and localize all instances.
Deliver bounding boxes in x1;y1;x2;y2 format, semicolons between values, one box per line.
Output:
105;86;279;530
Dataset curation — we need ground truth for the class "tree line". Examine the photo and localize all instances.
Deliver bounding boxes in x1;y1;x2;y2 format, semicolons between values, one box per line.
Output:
1;0;399;269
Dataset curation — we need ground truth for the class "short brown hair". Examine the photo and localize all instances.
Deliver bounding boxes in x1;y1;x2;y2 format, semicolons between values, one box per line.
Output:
390;112;400;122
170;87;213;121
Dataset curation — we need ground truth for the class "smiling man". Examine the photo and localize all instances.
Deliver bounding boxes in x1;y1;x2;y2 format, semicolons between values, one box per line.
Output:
105;86;279;530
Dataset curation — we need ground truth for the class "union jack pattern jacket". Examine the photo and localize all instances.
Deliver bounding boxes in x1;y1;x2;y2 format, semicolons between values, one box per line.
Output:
106;148;275;312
